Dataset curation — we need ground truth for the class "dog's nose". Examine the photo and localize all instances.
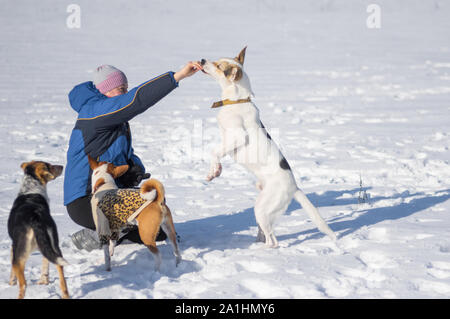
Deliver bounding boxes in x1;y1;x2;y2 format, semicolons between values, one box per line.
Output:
200;59;206;66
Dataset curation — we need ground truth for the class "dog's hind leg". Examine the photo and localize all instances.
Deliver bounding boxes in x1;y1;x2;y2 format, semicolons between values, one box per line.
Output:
56;265;70;299
12;260;27;299
37;258;49;285
11;229;35;298
9;247;17;286
256;225;266;243
254;188;290;248
254;199;278;247
36;256;69;299
12;239;30;299
146;244;161;272
137;212;163;271
160;206;181;266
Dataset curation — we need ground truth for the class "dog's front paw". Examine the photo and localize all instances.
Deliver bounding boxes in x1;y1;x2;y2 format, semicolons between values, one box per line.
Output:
206;163;222;181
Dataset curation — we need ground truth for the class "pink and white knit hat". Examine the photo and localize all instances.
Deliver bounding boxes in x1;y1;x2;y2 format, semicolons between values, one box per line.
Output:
93;65;128;94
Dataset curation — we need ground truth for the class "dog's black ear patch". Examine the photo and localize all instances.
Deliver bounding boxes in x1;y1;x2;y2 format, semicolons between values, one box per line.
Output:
224;66;243;82
279;157;291;170
235;46;247;65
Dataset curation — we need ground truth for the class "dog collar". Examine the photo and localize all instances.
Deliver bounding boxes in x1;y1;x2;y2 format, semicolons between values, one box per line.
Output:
211;97;251;108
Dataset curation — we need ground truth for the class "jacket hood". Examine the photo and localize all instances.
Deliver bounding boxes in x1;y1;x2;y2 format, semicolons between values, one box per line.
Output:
68;81;104;113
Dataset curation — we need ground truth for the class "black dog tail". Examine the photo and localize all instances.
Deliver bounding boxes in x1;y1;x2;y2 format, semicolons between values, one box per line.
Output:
31;217;68;266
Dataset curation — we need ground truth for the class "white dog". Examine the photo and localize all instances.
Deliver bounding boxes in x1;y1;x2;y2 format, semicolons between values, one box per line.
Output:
200;47;336;247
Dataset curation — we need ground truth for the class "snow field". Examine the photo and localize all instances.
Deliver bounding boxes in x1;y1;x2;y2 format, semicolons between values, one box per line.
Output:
0;0;449;298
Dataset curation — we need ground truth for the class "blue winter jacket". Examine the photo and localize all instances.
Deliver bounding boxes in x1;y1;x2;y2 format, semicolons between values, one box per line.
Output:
64;71;178;205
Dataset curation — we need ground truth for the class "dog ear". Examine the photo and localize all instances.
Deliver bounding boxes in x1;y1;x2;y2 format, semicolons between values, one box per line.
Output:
21;162;37;177
50;165;63;178
235;46;247;65
87;155;99;169
20;162;29;171
228;66;243;82
112;164;129;178
34;163;55;184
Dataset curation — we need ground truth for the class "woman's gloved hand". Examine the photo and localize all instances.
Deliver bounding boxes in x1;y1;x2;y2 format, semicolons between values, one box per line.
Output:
116;159;150;187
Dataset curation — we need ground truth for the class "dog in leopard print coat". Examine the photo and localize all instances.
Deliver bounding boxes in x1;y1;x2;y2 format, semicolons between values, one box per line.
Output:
88;155;181;271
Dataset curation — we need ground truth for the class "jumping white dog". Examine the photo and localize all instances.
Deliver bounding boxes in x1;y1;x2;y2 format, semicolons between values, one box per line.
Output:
200;47;336;247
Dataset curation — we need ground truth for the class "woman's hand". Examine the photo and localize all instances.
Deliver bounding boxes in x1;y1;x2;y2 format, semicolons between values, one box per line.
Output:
174;61;203;82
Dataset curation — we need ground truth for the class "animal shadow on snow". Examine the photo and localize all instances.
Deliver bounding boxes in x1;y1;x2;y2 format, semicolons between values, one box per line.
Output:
282;187;450;242
175;189;354;251
328;188;450;238
76;188;449;295
76;246;199;297
178;187;450;250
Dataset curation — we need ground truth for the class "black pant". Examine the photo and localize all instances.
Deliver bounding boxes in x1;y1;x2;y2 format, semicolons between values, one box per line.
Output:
66;195;167;243
66;195;96;230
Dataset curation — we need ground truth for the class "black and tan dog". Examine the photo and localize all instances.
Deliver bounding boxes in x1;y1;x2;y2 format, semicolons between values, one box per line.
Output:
8;161;69;299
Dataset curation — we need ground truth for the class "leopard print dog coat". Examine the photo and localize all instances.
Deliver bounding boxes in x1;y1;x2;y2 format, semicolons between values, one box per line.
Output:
97;189;147;241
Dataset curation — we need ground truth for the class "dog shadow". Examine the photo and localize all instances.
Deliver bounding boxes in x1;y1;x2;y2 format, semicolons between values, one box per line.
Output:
76;188;449;296
176;207;258;253
280;188;450;243
327;189;450;238
76;244;200;298
178;187;450;249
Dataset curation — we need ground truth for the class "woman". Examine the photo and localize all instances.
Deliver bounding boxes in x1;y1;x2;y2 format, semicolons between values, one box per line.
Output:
65;62;202;251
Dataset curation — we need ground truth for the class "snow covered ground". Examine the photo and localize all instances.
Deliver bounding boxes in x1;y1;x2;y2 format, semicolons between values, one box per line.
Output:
0;0;449;299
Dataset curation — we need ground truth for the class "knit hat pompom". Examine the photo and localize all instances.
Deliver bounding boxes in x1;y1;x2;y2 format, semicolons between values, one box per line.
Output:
93;65;128;94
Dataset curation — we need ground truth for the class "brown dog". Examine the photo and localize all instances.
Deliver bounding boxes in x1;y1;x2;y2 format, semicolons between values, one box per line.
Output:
88;155;181;271
8;161;69;299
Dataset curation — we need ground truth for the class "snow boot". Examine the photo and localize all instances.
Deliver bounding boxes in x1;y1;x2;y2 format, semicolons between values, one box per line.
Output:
70;228;102;252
